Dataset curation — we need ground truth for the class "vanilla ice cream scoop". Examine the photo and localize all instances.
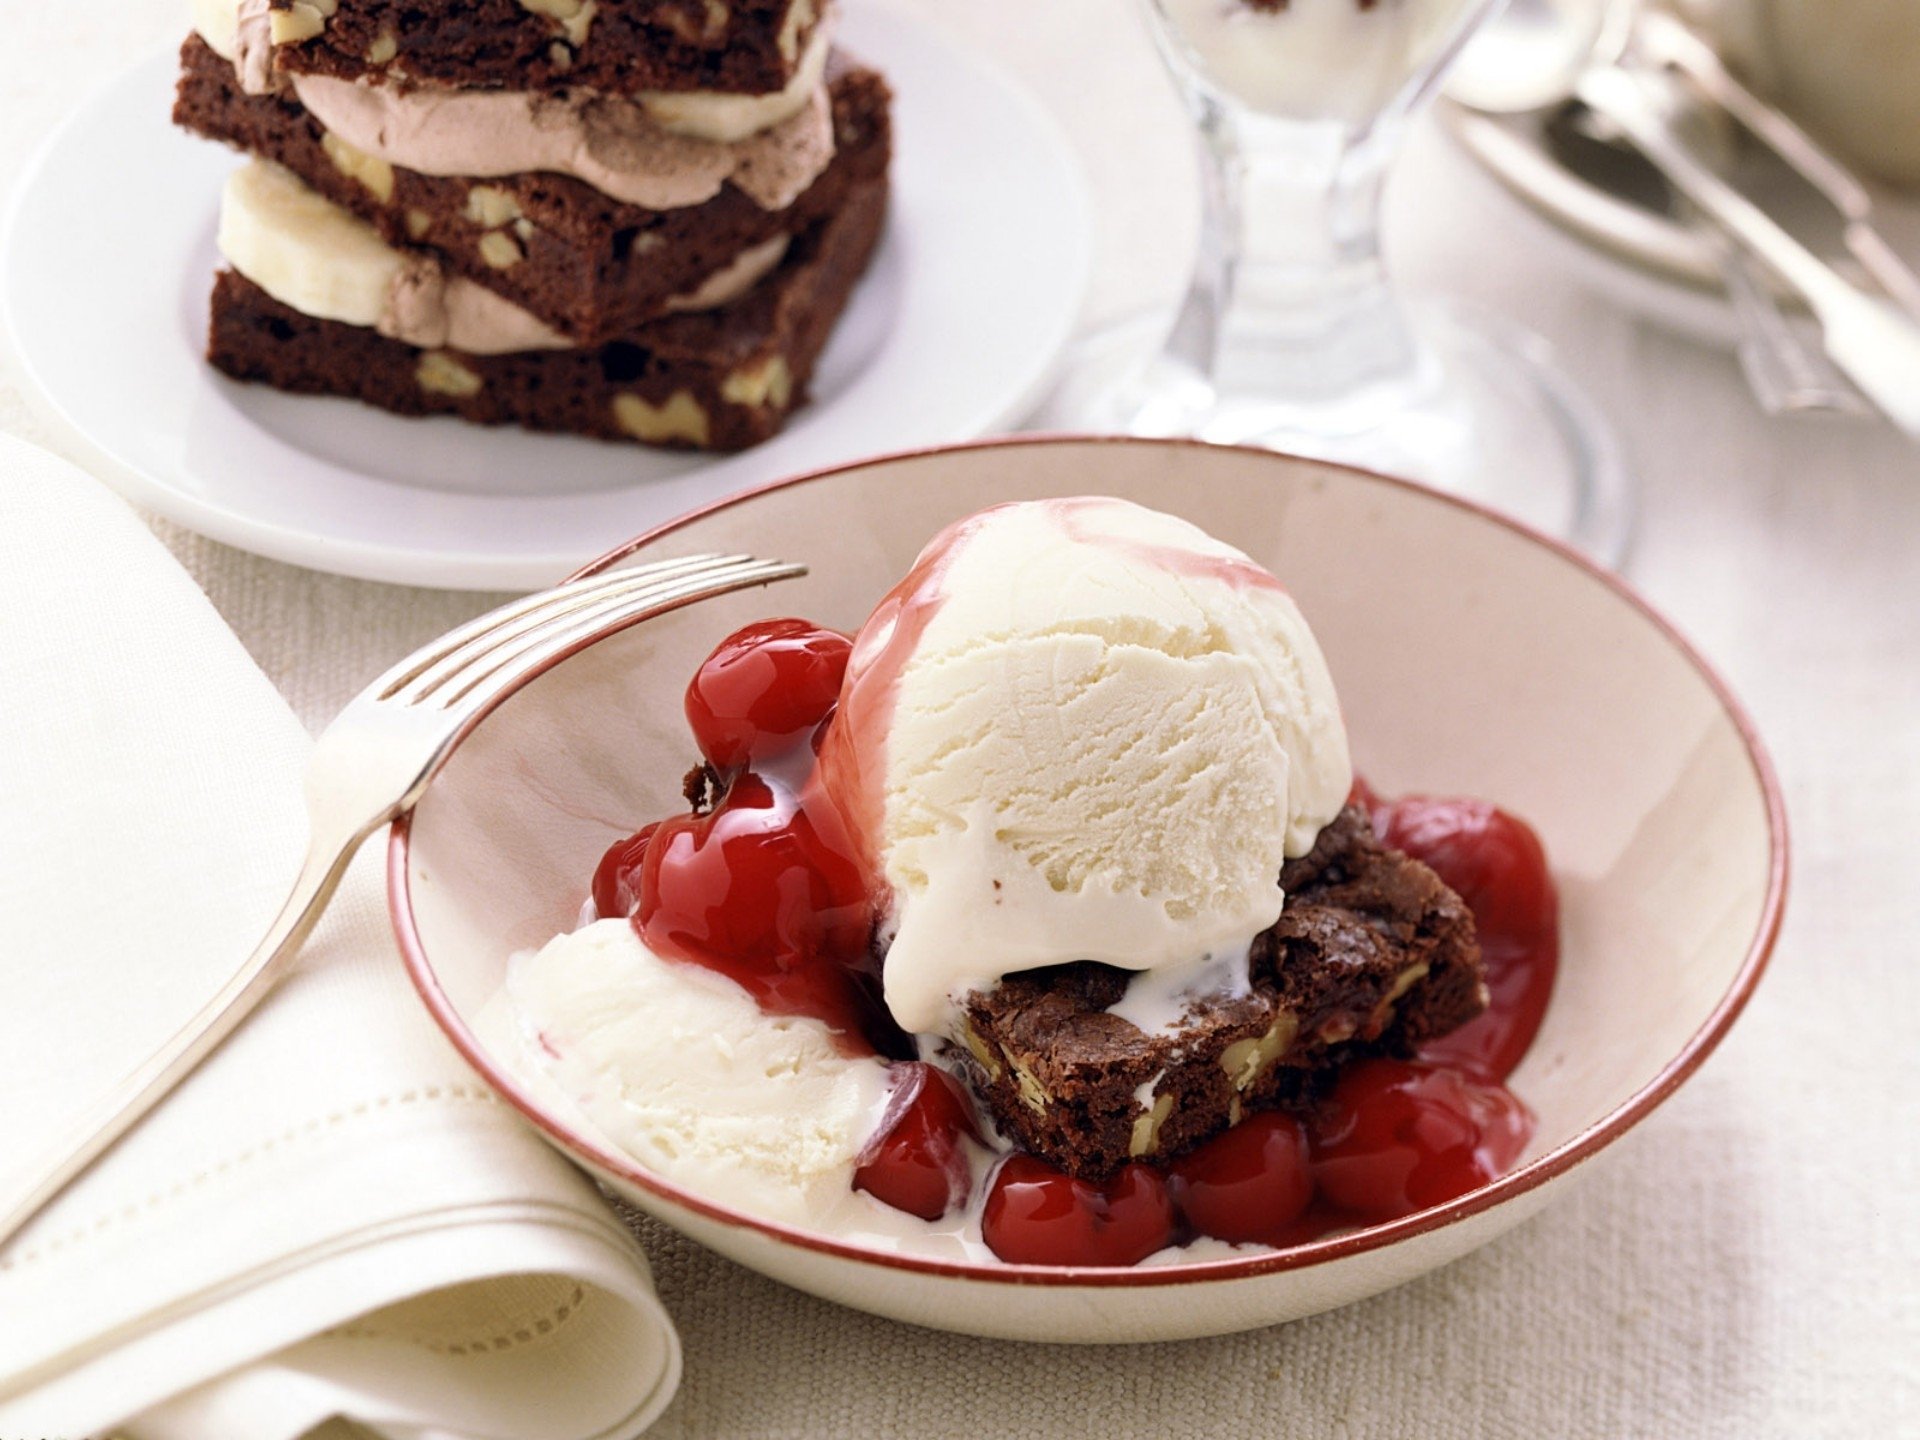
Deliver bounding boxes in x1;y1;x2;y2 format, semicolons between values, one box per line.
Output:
495;921;891;1226
816;497;1352;1036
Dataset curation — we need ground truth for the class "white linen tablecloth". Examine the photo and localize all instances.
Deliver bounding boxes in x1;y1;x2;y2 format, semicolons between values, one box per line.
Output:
3;1;1917;1435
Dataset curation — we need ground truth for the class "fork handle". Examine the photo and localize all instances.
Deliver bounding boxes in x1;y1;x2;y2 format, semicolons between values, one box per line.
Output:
0;833;364;1251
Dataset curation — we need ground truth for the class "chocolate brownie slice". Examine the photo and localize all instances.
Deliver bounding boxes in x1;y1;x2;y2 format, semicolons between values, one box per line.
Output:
207;173;885;450
174;35;891;346
954;808;1486;1181
265;0;826;95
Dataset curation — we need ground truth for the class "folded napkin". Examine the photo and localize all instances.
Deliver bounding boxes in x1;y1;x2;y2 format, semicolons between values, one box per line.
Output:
0;434;680;1439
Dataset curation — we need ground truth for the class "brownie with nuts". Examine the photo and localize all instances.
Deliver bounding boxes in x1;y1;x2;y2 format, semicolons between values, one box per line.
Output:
953;808;1486;1181
174;35;889;347
207;171;885;451
264;0;827;96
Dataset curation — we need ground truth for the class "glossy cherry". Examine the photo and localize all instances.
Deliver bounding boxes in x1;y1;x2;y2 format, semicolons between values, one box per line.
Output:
1371;796;1559;1080
590;822;659;920
636;772;872;1040
1167;1111;1314;1245
1308;1058;1533;1221
1374;798;1556;949
684;619;851;773
853;1063;979;1220
982;1156;1177;1267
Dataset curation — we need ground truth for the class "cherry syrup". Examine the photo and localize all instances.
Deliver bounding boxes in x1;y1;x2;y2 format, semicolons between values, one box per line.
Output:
853;1062;980;1221
981;1157;1178;1268
1358;783;1559;1082
1307;1058;1533;1221
588;622;1560;1259
1166;1111;1315;1246
589;619;902;1056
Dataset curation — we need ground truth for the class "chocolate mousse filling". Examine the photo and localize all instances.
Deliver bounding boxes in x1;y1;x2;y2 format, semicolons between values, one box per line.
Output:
175;36;891;346
286;56;835;212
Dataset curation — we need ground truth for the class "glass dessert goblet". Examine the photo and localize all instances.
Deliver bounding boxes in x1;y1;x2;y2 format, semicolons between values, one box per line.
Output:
1108;0;1631;560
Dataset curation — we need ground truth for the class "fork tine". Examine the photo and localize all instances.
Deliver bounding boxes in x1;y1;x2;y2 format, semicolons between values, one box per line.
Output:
402;557;783;708
393;555;757;703
375;554;746;702
433;558;807;714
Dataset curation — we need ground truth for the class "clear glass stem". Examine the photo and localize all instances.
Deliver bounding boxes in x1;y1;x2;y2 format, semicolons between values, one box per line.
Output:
1157;101;1432;439
1054;0;1632;562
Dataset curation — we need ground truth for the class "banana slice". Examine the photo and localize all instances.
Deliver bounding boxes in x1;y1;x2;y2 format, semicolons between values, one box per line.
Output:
192;0;243;60
218;159;403;330
216;161;572;353
640;17;831;143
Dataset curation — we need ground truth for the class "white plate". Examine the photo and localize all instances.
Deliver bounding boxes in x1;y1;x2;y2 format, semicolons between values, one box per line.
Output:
1442;101;1920;349
0;3;1090;589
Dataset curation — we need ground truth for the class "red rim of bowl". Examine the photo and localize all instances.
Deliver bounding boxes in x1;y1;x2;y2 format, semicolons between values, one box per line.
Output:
388;434;1790;1288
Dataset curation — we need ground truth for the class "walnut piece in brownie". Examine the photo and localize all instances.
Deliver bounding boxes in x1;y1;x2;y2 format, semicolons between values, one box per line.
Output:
954;807;1486;1181
174;35;892;345
265;0;827;96
207;171;886;451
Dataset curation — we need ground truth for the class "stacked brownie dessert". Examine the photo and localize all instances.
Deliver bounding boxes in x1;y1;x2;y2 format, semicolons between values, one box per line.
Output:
174;0;890;450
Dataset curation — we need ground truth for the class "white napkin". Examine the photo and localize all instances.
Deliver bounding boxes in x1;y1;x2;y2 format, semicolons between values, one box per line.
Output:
0;434;680;1439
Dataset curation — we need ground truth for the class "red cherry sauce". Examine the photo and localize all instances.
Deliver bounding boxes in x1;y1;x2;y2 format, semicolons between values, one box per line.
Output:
1308;1058;1533;1221
1364;790;1559;1082
636;773;877;1039
853;1062;980;1221
590;822;658;921
1270;778;1558;1224
982;1156;1178;1267
1167;1111;1314;1245
684;617;852;772
589;619;904;1055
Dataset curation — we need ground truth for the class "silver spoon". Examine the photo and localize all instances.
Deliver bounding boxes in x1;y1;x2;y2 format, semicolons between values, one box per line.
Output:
1449;0;1920;439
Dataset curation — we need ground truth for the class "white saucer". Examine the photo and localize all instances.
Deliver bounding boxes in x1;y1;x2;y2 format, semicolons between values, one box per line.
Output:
1442;101;1920;349
0;3;1090;590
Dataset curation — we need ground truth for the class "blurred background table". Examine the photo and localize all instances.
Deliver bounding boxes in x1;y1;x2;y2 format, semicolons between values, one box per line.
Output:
3;2;1915;1435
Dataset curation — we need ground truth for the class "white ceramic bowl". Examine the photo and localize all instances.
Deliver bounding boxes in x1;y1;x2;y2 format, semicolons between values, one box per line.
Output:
389;437;1786;1344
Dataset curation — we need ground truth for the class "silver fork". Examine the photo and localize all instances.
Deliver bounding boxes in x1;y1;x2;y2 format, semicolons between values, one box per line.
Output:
0;551;805;1250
